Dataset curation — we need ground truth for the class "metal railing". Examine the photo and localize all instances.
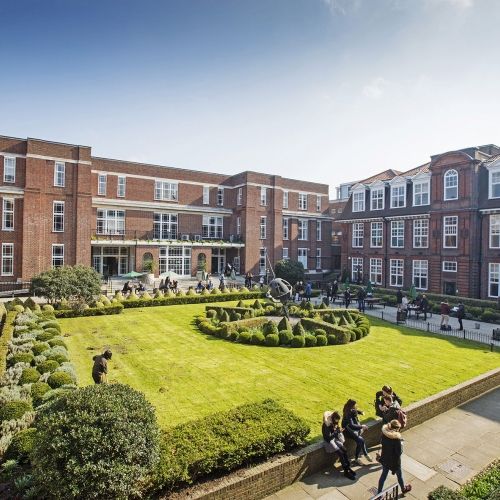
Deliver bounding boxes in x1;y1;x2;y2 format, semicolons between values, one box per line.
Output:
0;281;31;297
91;230;244;244
369;484;399;500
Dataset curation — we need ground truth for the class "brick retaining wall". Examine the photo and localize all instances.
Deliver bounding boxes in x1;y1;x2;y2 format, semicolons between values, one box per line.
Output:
169;367;500;500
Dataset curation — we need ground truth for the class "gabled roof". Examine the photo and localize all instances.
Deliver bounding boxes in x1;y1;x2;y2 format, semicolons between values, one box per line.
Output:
402;162;431;177
359;169;402;184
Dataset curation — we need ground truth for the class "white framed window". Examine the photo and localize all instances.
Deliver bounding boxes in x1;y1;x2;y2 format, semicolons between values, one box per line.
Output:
352;257;363;281
490;170;500;199
298;248;308;269
52;244;64;268
413;180;430;206
391;220;404;248
217;187;224;206
352;190;365;212
283;191;289;209
391;184;406;208
442;261;457;272
370;187;385;210
259;247;267;275
443;216;458;248
236;187;242;205
412;260;428;290
390;259;404;287
202;215;223;239
117;176;126;197
260;187;268;206
96;209;125;235
316;248;321;269
2;198;14;231
298;219;308;240
370;258;382;285
282;247;289;260
153;213;178;239
154;180;178;201
3;157;15;183
316;195;321;212
98;174;107;196
54;161;65;187
159;246;192;276
283;218;289;240
203;186;210;205
260;216;267;239
370;221;383;248
489;214;500;248
316;220;322;241
1;243;13;275
52;201;65;232
352;222;364;248
236;216;241;236
489;263;500;297
413;219;429;248
298;193;307;210
444;169;458;200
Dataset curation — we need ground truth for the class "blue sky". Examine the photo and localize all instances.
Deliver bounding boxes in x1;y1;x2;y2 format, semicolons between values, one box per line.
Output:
1;0;499;191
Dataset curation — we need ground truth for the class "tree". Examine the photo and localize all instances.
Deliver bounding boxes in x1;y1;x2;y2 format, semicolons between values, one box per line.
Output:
275;259;304;285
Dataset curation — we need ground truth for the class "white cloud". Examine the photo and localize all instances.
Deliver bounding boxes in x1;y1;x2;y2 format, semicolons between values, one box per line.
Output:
425;0;474;8
320;0;361;15
362;77;389;99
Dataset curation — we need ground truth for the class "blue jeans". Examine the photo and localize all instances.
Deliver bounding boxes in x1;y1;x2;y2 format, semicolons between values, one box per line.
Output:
348;432;368;459
377;465;405;493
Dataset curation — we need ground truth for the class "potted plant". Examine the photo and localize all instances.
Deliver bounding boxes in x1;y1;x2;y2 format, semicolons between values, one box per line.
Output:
143;260;156;285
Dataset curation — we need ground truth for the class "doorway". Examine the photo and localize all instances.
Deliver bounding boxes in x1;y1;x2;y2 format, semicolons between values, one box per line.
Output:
103;257;118;278
443;281;456;296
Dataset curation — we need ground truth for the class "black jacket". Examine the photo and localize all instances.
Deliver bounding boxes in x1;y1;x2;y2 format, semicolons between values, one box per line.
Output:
375;391;402;418
342;409;363;436
380;424;403;473
322;423;344;444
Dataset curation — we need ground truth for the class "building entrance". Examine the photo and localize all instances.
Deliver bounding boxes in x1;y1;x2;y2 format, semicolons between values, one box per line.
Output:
92;246;130;277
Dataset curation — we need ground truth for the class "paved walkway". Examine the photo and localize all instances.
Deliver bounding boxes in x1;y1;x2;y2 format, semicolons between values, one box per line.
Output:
265;388;500;500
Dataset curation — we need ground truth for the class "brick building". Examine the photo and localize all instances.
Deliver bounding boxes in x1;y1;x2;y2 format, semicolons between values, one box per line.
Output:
337;145;500;300
0;135;332;282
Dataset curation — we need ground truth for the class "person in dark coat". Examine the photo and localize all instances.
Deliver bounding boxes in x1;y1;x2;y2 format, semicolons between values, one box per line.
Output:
375;385;403;418
396;289;403;308
305;282;312;302
357;287;366;312
342;399;373;465
440;301;451;329
377;420;411;495
322;411;356;480
420;294;429;321
332;280;339;303
457;302;465;331
92;349;112;384
344;289;351;309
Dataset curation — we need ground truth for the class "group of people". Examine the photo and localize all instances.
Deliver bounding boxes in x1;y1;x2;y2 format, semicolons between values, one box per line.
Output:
159;277;179;293
293;281;313;302
195;279;214;292
121;281;146;294
322;385;411;496
341;287;370;311
324;280;340;303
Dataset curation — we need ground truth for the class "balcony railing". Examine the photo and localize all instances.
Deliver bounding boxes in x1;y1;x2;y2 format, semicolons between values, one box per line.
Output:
91;230;244;244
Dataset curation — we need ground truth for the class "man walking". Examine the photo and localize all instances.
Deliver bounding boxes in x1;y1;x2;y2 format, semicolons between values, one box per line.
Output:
396;289;403;309
457;301;465;331
357;287;366;313
440;301;451;330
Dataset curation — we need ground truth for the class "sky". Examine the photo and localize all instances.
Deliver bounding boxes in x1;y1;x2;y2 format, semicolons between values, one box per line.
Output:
1;0;500;194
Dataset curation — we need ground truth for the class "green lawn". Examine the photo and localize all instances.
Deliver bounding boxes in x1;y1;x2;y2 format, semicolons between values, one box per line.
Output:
60;303;500;439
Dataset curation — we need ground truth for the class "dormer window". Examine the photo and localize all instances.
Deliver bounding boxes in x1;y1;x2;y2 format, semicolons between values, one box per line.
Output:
352;189;365;212
370;186;384;211
490;169;500;199
390;183;406;208
444;169;458;200
413;177;430;206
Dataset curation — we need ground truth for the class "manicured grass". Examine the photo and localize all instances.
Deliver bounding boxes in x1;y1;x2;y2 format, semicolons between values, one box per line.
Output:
60;303;500;438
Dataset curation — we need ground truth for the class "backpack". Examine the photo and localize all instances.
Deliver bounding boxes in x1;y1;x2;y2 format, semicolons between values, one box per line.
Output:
396;409;407;428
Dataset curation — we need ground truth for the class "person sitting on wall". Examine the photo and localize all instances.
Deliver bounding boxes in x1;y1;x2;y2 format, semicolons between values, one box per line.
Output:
196;280;204;293
122;281;132;294
137;282;145;293
159;279;166;290
207;279;213;290
375;385;403;419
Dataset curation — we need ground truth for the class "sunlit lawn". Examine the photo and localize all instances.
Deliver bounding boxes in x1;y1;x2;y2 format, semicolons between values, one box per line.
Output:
60;302;500;439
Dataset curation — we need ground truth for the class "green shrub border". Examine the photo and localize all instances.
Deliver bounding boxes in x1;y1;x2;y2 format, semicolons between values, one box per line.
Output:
0;311;17;376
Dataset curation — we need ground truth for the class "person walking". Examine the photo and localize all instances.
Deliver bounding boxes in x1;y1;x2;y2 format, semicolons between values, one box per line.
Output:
342;399;373;465
376;420;412;496
420;294;429;321
332;280;339;304
457;301;465;331
440;301;451;330
357;287;366;313
344;288;351;309
305;282;312;302
92;349;112;384
396;289;403;309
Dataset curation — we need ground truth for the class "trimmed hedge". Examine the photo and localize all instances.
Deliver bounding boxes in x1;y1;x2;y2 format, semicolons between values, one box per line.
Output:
54;303;124;318
4;427;37;463
0;311;16;375
47;371;75;388
0;400;33;423
153;399;309;491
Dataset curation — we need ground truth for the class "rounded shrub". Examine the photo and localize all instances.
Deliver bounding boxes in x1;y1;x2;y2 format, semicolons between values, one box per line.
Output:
314;329;326;337
219;310;230;323
48;338;68;349
42;320;61;332
19;367;41;385
0;400;32;423
238;332;252;344
8;352;34;367
127;291;139;301
31;381;51;407
47;371;75;389
31;384;160;500
349;331;357;342
316;335;328;346
327;334;337;345
290;335;306;348
37;359;60;374
251;332;265;345
206;309;217;319
35;331;58;342
5;428;37;463
32;341;50;356
292;321;306;336
262;321;279;336
265;334;280;347
13;304;25;313
278;330;294;345
228;331;240;342
95;301;105;308
304;334;317;347
46;353;69;365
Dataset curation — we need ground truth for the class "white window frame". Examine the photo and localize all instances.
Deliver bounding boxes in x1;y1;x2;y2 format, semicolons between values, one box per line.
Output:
51;244;64;268
390;220;404;248
412;260;428;290
298;193;307;210
443;216;458;248
352;222;364;248
260;216;267;240
1;243;13;276
352;257;363;281
390;183;406;208
260;186;268;206
298;219;308;241
316;220;322;241
202;215;223;239
442;261;457;272
236;187;242;206
282;247;289;260
54;161;65;187
217;187;224;207
52;201;65;232
96;209;125;235
390;259;404;287
259;248;267;276
490;214;500;249
298;248;308;269
413;179;430;206
370;186;385;211
444;169;458;201
370;221;383;248
117;176;126;197
153;213;178;239
489;262;500;298
3;157;15;183
283;218;289;240
352;190;365;212
489;168;500;199
203;186;210;205
316;248;321;269
413;219;429;248
236;216;241;236
283;190;289;209
98;174;107;196
369;258;382;285
316;195;321;212
2;198;14;231
154;180;178;201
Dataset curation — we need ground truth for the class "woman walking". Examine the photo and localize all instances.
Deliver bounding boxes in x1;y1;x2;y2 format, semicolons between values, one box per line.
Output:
342;399;373;465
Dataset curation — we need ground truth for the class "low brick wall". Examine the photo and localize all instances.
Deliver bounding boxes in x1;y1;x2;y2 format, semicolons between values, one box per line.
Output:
167;368;500;500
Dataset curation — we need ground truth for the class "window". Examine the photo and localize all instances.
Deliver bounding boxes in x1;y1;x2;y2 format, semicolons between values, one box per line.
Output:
96;209;125;235
54;162;65;187
202;215;223;239
490;215;500;248
442;261;457;272
352;257;363;281
298;248;307;269
391;184;406;208
489;263;500;297
391;220;404;248
203;186;210;205
260;187;267;206
371;187;384;210
316;195;321;212
413;180;430;206
1;243;13;275
98;174;107;196
316;248;322;269
283;218;289;240
413;260;428;290
159;246;191;276
3;157;15;183
52;201;64;232
117;176;126;197
368;258;381;285
316;220;322;241
298;219;308;240
2;198;14;230
282;247;289;260
236;216;241;236
443;216;458;248
154;180;178;201
390;259;404;287
298;193;307;210
153;213;178;239
413;219;429;248
236;187;242;205
370;221;383;247
352;222;364;248
259;248;267;275
52;244;64;268
260;216;267;239
283;191;289;209
490;170;500;199
217;187;224;206
352;190;365;212
444;169;458;200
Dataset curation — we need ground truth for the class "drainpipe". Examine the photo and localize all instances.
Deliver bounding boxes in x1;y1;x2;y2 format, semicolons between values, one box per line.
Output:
478;213;483;299
383;217;389;288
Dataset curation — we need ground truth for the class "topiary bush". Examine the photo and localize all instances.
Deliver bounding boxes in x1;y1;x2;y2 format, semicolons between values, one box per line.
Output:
279;330;294;346
316;335;328;346
48;338;68;349
327;334;337;345
277;316;292;332
428;485;464;499
31;384;160;499
265;334;280;347
31;381;51;407
47;371;75;388
290;335;306;348
314;329;326;337
251;332;265;345
19;367;41;385
37;359;60;374
32;341;50;356
46;353;69;365
238;332;252;344
304;334;317;347
4;427;37;463
35;331;58;342
262;321;279;336
292;321;306;336
0;400;33;423
7;352;34;367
